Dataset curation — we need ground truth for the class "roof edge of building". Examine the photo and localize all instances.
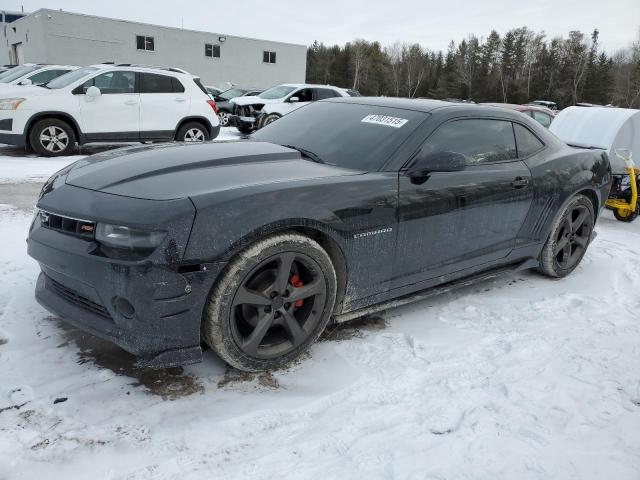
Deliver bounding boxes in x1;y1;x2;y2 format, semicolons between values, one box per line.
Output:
18;8;308;49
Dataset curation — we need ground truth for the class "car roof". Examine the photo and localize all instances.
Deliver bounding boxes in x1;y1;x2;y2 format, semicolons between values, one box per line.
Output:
325;96;551;120
280;83;347;91
325;96;459;112
482;102;553;114
87;63;195;77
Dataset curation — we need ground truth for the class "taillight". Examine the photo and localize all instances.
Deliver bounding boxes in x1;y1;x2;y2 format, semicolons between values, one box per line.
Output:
207;99;218;114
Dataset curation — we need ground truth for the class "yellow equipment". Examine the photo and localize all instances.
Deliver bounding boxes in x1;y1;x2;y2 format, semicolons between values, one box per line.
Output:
606;149;639;222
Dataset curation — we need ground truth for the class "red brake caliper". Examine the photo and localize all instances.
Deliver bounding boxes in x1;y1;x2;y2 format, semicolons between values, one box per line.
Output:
289;274;304;308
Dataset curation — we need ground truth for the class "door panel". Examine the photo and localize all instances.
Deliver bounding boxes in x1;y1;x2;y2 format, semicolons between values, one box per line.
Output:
139;73;189;135
394;161;533;288
78;70;139;137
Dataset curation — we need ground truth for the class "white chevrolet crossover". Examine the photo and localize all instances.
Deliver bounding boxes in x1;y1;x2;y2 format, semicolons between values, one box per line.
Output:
0;64;220;156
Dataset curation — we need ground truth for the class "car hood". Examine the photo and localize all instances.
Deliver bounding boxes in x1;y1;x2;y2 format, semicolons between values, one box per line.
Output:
231;95;283;106
0;85;53;97
64;141;362;200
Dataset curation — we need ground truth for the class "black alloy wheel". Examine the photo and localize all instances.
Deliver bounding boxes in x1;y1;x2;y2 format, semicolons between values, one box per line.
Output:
202;233;337;372
539;194;594;278
553;204;592;269
230;252;327;359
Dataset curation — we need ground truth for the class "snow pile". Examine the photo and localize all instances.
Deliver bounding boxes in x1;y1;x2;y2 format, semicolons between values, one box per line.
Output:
0;139;639;479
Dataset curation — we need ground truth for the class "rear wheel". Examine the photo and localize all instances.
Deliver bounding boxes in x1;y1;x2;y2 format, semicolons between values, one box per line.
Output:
202;233;337;372
29;118;76;157
217;111;230;127
176;122;210;142
613;204;639;222
538;194;594;278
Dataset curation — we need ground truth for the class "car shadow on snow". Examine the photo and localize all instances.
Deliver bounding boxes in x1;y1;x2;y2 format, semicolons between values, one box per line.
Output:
54;319;205;400
0;143;132;158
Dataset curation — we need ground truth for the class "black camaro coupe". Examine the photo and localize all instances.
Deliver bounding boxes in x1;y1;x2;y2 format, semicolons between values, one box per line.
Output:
28;98;611;371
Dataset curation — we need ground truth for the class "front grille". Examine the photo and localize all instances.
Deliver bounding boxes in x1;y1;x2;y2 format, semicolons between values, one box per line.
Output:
40;210;95;239
48;276;112;319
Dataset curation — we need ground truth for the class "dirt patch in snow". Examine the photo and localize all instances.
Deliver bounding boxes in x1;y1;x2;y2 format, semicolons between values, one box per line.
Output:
217;369;280;389
320;315;387;341
55;320;204;400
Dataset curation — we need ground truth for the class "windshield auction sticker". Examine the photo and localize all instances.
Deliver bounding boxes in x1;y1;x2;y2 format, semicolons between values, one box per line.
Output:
361;114;408;128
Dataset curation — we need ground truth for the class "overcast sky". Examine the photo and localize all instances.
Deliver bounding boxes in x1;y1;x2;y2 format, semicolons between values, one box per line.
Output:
5;0;639;53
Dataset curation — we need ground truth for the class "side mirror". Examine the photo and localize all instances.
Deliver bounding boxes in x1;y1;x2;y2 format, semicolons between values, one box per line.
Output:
86;86;101;99
214;95;223;102
407;151;466;179
19;78;32;86
289;96;299;103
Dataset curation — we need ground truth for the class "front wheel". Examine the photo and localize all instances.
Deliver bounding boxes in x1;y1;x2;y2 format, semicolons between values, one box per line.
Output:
176;122;210;142
202;232;337;372
29;119;76;157
260;113;281;128
237;123;254;135
538;194;595;278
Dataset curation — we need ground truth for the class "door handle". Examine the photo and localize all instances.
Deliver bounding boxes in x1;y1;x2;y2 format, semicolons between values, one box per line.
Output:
174;97;186;102
124;100;138;106
511;177;529;189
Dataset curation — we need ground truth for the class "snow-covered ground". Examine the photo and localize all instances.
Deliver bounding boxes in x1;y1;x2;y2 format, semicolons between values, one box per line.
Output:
1;131;640;479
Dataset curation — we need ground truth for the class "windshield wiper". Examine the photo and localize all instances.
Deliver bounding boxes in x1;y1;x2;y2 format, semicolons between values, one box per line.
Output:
282;144;325;164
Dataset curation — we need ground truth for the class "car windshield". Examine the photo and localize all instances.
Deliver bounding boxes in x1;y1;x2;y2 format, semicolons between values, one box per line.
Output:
253;101;427;171
219;88;245;100
45;66;99;89
0;65;39;83
258;85;296;100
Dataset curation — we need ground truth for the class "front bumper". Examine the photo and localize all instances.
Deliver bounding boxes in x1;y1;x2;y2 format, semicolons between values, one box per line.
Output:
228;114;257;127
0;131;25;146
27;184;227;368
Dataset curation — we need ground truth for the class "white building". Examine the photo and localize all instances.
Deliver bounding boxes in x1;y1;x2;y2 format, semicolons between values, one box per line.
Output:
1;9;307;89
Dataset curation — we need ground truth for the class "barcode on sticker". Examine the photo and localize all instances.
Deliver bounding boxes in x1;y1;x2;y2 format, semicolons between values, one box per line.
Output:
361;114;408;128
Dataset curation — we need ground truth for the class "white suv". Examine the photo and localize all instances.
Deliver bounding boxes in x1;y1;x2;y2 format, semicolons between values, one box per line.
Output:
229;83;358;133
0;64;79;89
0;64;220;156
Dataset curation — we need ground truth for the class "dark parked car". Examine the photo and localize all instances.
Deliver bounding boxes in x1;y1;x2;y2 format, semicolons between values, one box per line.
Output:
212;87;263;126
28;98;611;372
483;103;556;128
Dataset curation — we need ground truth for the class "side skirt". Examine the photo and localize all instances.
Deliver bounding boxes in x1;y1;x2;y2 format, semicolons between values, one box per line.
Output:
333;258;539;323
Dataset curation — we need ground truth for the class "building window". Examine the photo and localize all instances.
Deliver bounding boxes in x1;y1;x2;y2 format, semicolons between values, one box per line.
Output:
263;51;276;64
136;35;155;51
205;44;221;58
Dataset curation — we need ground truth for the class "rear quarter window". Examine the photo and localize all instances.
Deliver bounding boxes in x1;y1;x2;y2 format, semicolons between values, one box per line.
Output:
514;123;545;157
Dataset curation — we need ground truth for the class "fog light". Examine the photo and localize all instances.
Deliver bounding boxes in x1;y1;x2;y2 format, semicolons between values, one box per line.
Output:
113;296;135;318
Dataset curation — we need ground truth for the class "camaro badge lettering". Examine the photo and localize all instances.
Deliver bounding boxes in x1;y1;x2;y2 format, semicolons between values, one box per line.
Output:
361;115;408;128
353;228;393;239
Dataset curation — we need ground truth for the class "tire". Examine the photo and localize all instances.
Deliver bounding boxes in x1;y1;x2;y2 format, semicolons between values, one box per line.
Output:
217;110;230;127
176;122;210;142
202;232;337;372
28;118;76;157
260;113;281;128
538;194;595;278
237;123;254;135
613;203;639;222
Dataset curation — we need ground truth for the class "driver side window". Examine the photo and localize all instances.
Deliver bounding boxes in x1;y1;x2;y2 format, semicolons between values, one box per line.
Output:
81;71;136;94
291;88;313;102
422;119;517;165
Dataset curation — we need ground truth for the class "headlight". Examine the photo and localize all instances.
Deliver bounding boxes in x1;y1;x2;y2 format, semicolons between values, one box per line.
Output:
95;224;165;252
0;98;25;110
